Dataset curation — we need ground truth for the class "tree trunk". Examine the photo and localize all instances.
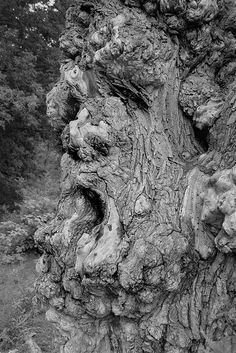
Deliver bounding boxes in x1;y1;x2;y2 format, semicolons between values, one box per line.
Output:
35;1;236;352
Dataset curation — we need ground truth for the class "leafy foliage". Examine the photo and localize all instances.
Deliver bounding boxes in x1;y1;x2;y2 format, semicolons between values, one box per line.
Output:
0;0;69;214
0;143;60;262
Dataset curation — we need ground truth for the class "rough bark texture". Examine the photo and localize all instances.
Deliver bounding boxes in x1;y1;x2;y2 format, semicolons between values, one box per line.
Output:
35;1;236;352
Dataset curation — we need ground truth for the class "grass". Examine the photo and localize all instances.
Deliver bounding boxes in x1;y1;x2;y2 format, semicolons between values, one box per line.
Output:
0;253;59;353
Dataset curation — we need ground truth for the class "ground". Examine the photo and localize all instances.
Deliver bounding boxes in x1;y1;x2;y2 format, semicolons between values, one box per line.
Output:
0;252;58;353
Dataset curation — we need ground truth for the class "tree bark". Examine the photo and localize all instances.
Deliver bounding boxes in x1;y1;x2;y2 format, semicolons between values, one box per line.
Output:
35;1;236;352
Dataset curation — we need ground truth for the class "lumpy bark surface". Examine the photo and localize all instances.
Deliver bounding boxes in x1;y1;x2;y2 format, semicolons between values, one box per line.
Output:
35;1;236;352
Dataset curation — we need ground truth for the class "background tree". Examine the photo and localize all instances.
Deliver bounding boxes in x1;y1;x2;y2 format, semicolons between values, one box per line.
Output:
0;0;71;214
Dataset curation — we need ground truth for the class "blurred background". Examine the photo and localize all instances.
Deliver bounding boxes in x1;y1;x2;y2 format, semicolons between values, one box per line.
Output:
0;1;71;352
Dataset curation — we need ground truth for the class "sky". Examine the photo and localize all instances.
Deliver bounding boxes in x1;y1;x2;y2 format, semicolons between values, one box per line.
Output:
29;0;56;11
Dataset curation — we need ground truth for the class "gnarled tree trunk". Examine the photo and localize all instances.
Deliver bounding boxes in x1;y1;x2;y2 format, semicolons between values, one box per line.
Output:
35;1;236;352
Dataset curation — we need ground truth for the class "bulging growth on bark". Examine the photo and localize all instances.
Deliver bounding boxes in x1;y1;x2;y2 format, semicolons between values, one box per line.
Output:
35;1;236;352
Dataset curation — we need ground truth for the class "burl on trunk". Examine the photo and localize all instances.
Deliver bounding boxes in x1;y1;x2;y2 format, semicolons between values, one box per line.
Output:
35;1;236;352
